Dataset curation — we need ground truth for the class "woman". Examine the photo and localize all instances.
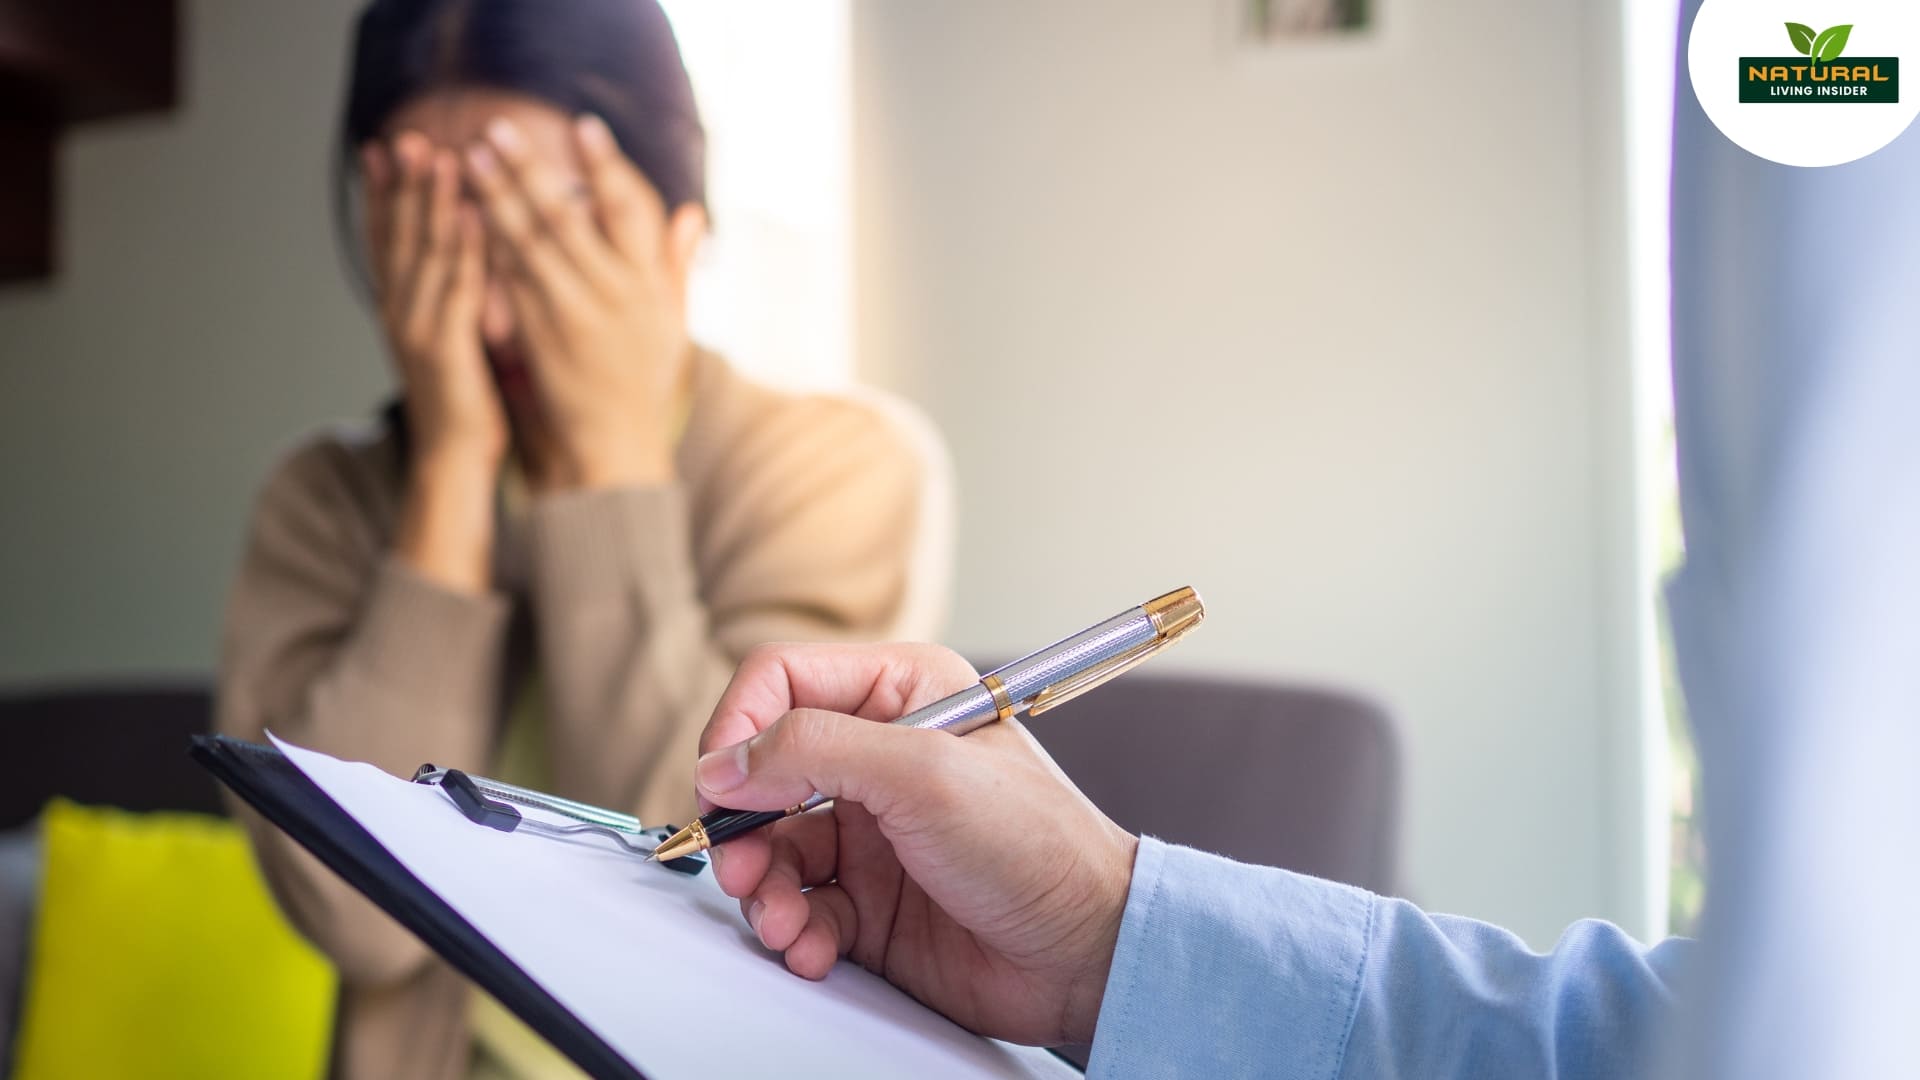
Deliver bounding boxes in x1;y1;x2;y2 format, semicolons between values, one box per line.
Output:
216;1;950;1076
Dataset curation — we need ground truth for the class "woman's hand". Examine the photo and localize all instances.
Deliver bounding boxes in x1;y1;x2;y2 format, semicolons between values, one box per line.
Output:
366;133;501;595
695;643;1139;1048
366;133;503;476
464;115;692;492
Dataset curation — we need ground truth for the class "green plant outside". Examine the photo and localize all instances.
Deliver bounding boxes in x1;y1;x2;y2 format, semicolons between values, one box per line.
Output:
1654;424;1706;936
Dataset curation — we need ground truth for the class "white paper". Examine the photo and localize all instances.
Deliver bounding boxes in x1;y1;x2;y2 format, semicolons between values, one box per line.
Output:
269;735;1080;1079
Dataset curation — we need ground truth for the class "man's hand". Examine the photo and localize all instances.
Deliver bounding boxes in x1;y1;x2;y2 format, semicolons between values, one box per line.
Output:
695;643;1138;1047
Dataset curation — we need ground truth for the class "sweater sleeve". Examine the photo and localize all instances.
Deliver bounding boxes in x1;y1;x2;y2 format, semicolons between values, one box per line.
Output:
526;395;948;828
216;438;511;987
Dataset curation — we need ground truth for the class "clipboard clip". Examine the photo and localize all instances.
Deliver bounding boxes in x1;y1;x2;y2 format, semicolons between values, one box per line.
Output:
1028;586;1205;716
411;765;707;876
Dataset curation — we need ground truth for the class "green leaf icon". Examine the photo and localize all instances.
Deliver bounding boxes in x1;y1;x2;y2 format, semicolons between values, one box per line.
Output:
1812;24;1853;62
1786;22;1818;55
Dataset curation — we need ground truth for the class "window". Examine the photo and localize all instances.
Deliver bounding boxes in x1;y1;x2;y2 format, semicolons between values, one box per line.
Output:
660;0;852;388
1624;0;1702;936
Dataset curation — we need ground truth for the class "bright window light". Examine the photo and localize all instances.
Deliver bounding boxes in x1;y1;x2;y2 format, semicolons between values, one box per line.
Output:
1624;0;1685;939
660;0;852;388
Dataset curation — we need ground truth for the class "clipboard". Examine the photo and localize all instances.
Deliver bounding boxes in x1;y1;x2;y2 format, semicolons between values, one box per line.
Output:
189;734;645;1079
191;735;1083;1080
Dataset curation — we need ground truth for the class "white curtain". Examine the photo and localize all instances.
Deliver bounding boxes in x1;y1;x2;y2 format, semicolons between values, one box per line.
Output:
1667;2;1920;1076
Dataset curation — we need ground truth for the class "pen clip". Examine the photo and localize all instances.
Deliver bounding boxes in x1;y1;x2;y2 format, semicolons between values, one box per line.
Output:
1028;637;1164;716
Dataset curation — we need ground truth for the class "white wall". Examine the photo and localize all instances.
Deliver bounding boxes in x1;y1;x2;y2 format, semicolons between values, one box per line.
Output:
853;0;1650;945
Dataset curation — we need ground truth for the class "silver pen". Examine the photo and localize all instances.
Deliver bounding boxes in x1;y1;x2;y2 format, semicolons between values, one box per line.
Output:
647;586;1206;862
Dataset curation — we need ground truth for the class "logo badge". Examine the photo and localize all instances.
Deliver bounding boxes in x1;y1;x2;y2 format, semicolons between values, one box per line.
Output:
1690;1;1920;166
1738;24;1900;104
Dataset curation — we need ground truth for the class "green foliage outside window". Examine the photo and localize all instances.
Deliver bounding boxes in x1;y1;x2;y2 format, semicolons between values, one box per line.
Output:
1654;427;1706;936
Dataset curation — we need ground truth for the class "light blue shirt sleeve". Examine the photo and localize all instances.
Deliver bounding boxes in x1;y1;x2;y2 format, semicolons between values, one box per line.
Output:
1088;837;1692;1079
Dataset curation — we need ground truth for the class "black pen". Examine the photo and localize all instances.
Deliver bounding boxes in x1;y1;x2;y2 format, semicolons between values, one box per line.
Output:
646;586;1205;862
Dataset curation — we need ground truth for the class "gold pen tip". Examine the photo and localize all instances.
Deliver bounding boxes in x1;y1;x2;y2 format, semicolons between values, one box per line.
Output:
649;821;711;864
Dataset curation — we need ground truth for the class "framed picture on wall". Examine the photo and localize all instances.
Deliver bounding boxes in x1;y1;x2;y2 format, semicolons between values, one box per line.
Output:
1238;0;1374;42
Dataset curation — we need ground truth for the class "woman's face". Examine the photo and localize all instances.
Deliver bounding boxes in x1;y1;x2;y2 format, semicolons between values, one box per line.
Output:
378;87;668;402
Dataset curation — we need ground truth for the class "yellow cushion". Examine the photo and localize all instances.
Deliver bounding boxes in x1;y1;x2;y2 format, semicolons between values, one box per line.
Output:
11;800;335;1079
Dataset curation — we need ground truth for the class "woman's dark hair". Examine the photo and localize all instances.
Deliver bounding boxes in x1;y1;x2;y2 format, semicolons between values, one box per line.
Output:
333;0;706;292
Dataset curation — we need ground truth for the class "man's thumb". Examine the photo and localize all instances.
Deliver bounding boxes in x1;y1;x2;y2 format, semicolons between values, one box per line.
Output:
694;708;936;813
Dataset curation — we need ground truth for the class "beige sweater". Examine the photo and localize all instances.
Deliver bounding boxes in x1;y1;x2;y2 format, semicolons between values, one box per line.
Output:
217;348;950;1079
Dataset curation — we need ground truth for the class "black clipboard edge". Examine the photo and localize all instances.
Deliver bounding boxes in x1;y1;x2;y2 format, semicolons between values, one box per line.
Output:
189;734;643;1080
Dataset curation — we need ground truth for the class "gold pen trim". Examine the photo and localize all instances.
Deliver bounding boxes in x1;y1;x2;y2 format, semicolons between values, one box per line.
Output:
981;673;1016;722
1143;586;1206;640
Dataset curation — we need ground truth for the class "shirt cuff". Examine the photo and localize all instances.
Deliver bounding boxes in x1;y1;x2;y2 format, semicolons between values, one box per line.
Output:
1088;837;1376;1080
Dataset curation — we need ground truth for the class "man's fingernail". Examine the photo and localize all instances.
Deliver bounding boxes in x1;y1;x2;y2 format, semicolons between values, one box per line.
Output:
747;900;766;937
576;113;615;152
696;742;750;794
465;143;496;176
706;844;723;869
487;117;524;155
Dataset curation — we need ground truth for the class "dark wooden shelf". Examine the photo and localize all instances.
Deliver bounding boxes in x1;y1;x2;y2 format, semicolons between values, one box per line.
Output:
0;0;178;281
